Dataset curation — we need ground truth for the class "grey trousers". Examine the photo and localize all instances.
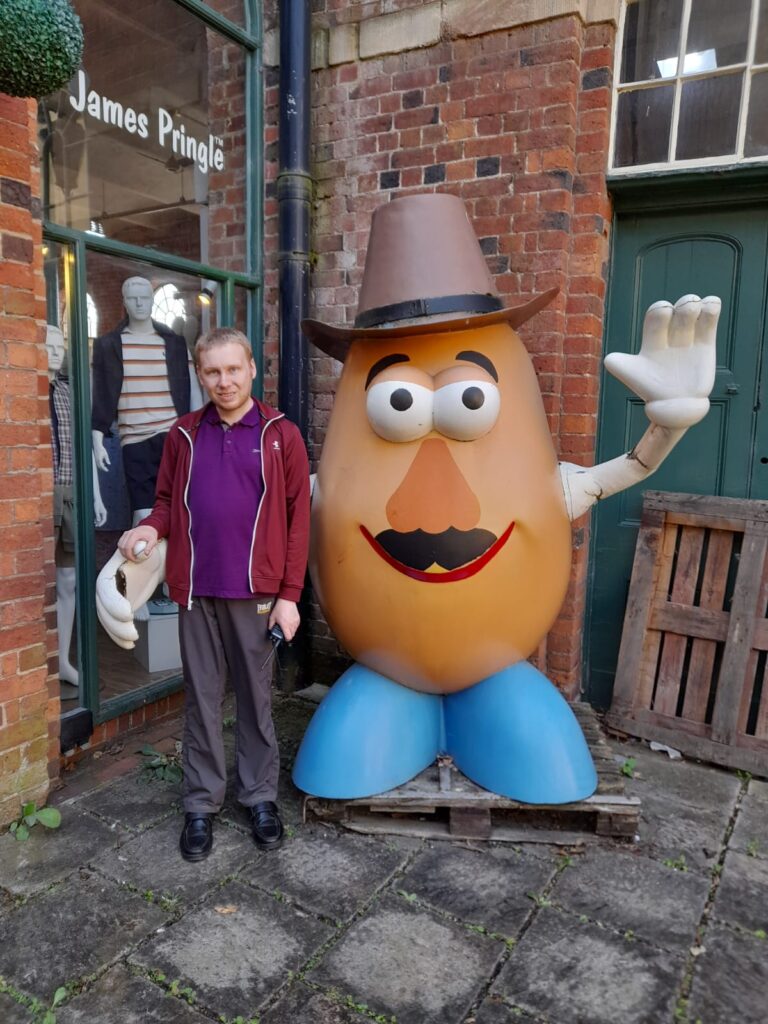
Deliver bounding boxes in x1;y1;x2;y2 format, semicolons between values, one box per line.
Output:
178;596;279;813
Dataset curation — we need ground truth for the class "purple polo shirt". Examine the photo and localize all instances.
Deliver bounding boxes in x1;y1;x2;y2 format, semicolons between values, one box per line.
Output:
187;402;264;598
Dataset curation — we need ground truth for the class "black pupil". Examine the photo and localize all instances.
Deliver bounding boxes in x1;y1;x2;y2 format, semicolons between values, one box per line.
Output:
390;388;413;411
462;386;484;410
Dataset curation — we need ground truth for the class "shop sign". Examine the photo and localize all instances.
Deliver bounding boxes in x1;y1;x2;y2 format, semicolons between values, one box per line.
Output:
68;69;225;174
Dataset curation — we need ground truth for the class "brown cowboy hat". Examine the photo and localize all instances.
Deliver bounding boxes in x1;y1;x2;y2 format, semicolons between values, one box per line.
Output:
301;192;558;362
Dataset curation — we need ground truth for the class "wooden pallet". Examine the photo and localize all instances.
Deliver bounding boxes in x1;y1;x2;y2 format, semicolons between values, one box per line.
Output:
303;703;640;844
607;491;768;777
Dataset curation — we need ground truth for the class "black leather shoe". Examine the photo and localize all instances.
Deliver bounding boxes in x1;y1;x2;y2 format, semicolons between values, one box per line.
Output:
179;813;214;862
250;801;283;850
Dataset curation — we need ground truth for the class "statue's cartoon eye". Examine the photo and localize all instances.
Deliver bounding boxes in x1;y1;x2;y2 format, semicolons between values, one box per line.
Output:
366;380;434;442
433;380;500;441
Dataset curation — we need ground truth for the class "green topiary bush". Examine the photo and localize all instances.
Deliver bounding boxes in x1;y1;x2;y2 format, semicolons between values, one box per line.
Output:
0;0;83;99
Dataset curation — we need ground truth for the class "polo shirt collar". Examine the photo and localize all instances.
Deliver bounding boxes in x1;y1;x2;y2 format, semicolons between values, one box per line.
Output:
204;400;261;428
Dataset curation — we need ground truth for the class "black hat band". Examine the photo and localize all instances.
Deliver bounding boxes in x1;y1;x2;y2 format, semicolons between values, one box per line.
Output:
354;293;503;329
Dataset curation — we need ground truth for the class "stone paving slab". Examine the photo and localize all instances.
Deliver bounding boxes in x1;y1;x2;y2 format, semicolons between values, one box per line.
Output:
70;773;180;833
0;873;166;1002
630;790;730;873
308;893;504;1024
474;996;540;1023
130;879;333;1020
711;849;768;933
92;815;254;904
552;846;710;951
0;992;35;1023
623;745;741;809
261;981;366;1024
396;843;556;936
729;781;768;860
688;921;768;1024
240;826;406;921
0;811;125;896
56;965;209;1023
492;906;684;1024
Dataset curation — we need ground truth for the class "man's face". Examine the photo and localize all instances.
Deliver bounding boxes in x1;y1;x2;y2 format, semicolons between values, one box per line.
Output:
123;281;153;322
197;341;256;420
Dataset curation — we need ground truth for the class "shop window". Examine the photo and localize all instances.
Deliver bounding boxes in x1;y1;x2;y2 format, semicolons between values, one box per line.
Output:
88;253;217;702
39;0;249;269
612;0;768;171
204;0;247;27
40;0;259;726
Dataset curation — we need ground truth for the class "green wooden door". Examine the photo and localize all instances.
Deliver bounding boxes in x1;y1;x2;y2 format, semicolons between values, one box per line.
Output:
587;202;768;707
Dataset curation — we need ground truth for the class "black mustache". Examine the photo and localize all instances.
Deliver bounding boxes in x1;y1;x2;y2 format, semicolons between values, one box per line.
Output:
374;527;497;571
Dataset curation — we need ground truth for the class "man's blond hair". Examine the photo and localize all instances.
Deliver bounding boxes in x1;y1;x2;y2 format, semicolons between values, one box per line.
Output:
194;327;254;367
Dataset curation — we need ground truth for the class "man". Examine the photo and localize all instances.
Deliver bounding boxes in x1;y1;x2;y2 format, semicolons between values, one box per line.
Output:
118;328;310;861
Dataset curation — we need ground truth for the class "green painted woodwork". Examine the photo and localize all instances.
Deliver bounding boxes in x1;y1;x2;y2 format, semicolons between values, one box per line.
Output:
587;197;768;708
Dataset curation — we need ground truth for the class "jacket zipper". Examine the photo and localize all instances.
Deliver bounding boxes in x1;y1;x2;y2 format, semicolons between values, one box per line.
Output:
248;413;284;593
179;426;196;609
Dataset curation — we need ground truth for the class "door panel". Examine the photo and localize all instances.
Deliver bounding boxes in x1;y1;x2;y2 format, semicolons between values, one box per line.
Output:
587;205;768;707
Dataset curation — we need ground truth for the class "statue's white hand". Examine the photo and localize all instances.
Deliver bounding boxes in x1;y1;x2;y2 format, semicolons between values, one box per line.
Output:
604;294;720;428
92;430;111;470
95;541;167;649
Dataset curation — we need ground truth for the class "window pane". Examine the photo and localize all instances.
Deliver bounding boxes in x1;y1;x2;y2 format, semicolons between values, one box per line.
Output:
87;251;217;702
44;243;84;708
620;0;683;83
614;86;674;166
676;72;743;159
40;0;248;270
757;0;768;64
745;71;768;155
686;0;750;70
204;0;246;27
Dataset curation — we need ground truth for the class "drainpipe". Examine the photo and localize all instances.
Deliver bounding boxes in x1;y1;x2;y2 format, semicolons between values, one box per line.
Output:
277;0;312;690
277;0;311;438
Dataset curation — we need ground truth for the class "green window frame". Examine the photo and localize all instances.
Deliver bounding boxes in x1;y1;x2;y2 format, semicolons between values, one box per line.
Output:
43;0;264;728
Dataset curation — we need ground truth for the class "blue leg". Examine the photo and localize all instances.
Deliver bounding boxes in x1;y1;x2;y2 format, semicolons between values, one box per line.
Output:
444;662;598;804
292;663;442;798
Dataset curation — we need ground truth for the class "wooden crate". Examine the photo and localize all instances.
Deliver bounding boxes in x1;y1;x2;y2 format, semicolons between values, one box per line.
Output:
304;703;640;845
607;491;768;777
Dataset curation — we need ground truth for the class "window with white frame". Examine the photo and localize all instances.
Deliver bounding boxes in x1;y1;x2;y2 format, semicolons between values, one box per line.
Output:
611;0;768;171
86;293;98;338
152;283;187;329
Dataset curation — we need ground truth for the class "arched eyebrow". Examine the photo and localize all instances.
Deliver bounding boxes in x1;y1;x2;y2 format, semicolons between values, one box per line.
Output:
365;353;410;390
456;350;498;382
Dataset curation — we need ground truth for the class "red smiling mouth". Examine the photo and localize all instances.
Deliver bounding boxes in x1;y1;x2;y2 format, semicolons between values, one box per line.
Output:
359;522;515;582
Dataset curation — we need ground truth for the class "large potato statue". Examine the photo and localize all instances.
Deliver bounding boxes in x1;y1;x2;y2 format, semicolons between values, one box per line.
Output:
292;193;719;803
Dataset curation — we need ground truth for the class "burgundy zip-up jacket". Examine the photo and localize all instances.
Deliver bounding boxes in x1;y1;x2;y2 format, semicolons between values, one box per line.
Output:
141;400;310;608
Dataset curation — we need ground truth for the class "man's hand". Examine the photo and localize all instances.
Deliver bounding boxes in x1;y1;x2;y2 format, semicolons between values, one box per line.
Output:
118;524;159;562
604;294;720;429
268;598;300;642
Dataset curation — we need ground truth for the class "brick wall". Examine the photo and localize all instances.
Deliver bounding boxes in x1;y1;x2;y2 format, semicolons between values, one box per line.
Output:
263;2;617;698
0;95;53;824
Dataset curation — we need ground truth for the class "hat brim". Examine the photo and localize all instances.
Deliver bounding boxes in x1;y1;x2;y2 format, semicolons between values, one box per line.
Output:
301;288;559;362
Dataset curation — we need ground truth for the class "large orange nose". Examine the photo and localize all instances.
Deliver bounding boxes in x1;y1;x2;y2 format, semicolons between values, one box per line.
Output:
385;438;480;533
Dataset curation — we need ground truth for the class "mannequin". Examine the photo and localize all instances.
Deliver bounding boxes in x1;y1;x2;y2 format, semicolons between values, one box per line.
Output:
46;325;107;699
91;276;202;529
